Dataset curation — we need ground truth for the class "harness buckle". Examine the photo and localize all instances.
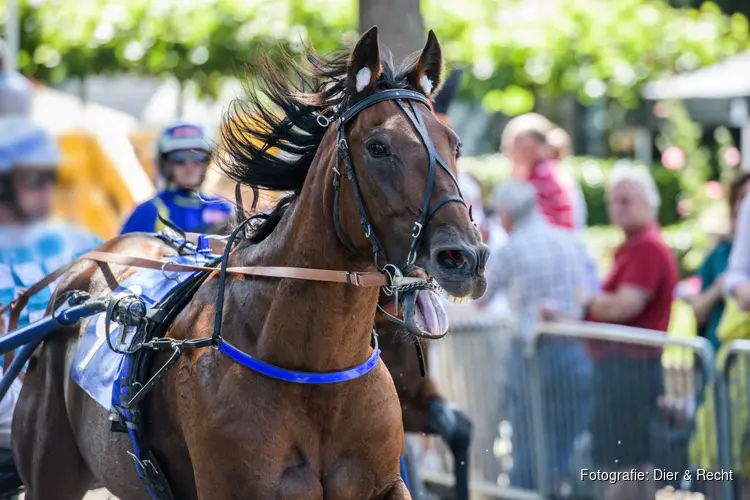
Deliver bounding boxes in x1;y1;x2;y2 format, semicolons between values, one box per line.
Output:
363;224;372;238
338;138;348;150
346;272;361;287
160;262;184;283
411;222;423;238
126;450;150;473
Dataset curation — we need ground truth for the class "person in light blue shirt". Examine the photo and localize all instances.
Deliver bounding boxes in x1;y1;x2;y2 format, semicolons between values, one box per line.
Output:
121;122;233;235
0;117;103;328
0;116;102;493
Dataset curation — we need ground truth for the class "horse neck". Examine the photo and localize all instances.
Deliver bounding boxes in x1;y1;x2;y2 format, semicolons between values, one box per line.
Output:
224;145;379;372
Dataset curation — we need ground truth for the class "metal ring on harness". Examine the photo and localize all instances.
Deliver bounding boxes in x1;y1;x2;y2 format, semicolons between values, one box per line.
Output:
381;264;402;296
316;114;331;128
160;262;184;283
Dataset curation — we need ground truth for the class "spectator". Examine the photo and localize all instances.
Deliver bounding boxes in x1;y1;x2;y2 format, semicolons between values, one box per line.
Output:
121;122;233;235
500;113;577;230
724;179;750;310
582;165;678;500
687;173;750;350
0;117;103;496
546;126;588;232
482;180;593;495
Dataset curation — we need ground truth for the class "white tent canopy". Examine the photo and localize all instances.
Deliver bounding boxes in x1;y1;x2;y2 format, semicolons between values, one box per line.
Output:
642;51;750;101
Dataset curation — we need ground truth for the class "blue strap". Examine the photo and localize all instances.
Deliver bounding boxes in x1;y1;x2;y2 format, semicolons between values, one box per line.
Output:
217;336;380;384
400;454;411;491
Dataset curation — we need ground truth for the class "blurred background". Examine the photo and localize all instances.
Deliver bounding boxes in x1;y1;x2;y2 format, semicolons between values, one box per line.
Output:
4;0;750;497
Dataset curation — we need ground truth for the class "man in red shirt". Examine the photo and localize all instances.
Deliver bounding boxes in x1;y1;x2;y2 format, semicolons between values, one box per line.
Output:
500;114;575;230
582;165;678;500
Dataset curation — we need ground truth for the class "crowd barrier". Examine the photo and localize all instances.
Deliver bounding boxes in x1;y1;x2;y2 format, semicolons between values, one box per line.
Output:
415;307;723;500
715;339;750;500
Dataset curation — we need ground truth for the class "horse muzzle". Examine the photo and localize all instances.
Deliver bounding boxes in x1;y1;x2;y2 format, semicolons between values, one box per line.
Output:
427;242;489;301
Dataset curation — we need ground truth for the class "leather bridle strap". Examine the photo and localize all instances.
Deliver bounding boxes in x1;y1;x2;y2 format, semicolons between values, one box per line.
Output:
84;251;388;286
0;248;388;335
331;88;467;269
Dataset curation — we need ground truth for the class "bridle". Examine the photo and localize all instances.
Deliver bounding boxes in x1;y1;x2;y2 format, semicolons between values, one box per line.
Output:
326;88;471;322
329;88;468;273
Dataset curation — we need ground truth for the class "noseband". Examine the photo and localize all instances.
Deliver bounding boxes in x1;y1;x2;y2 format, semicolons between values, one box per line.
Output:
329;89;468;274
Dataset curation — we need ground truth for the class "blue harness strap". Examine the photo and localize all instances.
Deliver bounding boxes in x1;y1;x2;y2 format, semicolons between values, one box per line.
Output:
217;336;380;384
400;454;411;491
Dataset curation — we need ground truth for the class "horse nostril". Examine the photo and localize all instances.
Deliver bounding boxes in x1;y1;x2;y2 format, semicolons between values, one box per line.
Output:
476;246;490;273
437;249;471;270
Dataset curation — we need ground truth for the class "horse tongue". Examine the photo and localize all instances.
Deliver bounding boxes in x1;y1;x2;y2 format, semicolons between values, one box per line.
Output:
414;288;449;337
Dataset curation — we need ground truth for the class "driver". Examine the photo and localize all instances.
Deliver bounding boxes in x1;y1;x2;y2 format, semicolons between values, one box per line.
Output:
121;122;233;235
0;116;103;496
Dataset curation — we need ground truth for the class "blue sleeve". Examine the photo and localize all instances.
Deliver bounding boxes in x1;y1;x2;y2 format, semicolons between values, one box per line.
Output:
121;201;158;235
207;198;234;216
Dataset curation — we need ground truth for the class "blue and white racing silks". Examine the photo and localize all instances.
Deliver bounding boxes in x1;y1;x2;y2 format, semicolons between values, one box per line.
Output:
0;222;100;449
0;221;102;330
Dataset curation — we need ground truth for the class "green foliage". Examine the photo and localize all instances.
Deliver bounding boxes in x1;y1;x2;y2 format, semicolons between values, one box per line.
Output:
3;0;749;107
423;0;750;112
1;0;356;98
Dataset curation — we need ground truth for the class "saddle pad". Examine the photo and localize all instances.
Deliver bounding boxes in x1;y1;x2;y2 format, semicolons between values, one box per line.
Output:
71;254;213;410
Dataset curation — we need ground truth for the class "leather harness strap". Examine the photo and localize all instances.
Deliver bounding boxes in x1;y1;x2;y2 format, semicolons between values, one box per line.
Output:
83;250;388;286
0;248;388;330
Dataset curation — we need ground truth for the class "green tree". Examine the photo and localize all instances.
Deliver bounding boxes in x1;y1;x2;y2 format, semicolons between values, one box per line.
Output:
3;0;749;112
422;0;750;114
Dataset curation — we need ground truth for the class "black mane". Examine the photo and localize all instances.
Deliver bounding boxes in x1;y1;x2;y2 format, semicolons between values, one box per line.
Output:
219;44;419;242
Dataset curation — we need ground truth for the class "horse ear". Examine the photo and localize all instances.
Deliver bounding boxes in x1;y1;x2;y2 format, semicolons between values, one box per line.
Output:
347;26;382;96
406;30;443;98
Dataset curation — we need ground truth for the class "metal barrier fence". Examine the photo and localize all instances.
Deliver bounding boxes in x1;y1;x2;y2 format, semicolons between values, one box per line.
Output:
416;307;717;500
715;340;750;500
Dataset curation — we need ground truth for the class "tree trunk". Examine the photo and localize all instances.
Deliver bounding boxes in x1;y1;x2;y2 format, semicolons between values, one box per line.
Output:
176;79;185;120
359;0;425;62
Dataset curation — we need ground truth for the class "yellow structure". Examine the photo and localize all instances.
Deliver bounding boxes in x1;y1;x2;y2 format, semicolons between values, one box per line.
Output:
31;85;155;240
53;130;155;240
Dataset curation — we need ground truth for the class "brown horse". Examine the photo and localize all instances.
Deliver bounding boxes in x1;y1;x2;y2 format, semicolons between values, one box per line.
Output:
11;27;487;500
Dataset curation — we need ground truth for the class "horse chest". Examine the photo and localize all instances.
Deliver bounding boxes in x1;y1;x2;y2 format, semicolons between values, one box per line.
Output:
179;364;403;497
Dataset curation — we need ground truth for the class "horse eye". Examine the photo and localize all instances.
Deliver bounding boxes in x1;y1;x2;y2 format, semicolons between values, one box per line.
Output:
366;141;388;158
455;142;462;159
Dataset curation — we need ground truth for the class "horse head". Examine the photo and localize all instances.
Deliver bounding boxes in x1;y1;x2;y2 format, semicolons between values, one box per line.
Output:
336;27;489;337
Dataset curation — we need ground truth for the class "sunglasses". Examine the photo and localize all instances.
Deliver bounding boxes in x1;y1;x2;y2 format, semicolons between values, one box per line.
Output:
166;150;211;166
15;171;58;190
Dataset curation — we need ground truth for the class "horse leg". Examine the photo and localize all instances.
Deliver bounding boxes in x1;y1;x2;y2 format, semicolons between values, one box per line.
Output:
427;397;472;500
12;333;94;500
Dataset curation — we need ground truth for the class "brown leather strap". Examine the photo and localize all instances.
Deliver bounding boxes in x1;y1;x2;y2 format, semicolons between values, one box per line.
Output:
84;251;389;287
375;300;402;324
1;263;71;332
0;249;389;333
